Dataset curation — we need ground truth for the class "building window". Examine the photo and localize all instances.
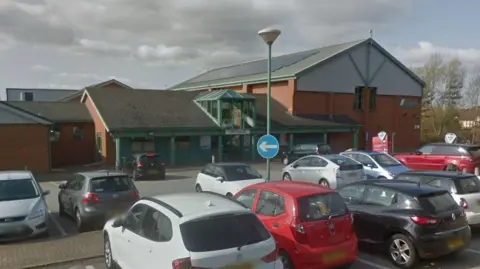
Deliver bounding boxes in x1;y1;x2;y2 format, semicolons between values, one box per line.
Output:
369;87;377;111
353;87;364;110
96;132;102;154
73;126;84;140
22;92;34;101
50;128;61;142
175;136;190;150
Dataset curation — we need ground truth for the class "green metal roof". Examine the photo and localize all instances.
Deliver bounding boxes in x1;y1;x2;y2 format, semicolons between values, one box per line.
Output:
195;89;255;101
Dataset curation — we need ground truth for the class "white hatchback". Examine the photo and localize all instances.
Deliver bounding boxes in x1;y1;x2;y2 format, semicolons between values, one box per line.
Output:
195;163;265;197
103;192;282;269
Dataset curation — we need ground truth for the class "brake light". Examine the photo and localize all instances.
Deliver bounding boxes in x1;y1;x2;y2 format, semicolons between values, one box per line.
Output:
316;152;320;155
130;190;139;200
137;163;143;168
146;153;157;157
410;216;438;225
261;247;278;263
81;193;100;205
460;198;469;210
290;216;308;244
171;257;210;269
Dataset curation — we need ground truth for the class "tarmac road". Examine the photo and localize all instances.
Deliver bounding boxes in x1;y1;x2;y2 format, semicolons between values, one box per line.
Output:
20;163;480;269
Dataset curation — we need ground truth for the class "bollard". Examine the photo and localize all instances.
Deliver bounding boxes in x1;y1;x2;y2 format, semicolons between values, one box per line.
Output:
211;155;215;164
475;167;480;176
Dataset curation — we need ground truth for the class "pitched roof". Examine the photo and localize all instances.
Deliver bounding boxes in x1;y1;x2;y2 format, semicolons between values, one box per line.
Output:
5;101;92;123
84;88;219;130
0;102;52;125
87;79;133;89
195;89;255;101
170;38;425;91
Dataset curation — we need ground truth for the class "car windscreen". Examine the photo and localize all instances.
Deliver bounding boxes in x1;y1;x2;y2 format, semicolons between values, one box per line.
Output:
139;154;162;166
417;191;460;213
464;146;480;156
454;176;480;194
322;155;358;166
0;178;39;201
180;213;271;252
297;193;348;222
89;176;134;193
371;153;402;167
223;165;262;181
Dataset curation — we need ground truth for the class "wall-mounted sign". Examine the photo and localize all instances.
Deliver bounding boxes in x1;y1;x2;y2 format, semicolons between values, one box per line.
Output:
444;133;457;144
225;129;251;135
377;131;387;142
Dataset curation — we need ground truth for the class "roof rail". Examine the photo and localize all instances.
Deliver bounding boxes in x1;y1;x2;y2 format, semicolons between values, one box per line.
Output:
201;191;248;209
141;197;183;217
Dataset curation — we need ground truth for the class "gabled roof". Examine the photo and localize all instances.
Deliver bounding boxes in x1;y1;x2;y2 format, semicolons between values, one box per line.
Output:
195;89;255;101
6;102;92;123
170;38;425;91
58;90;83;102
0;102;52;125
87;79;133;89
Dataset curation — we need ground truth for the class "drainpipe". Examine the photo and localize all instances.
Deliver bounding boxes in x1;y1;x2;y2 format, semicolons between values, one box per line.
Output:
391;132;396;154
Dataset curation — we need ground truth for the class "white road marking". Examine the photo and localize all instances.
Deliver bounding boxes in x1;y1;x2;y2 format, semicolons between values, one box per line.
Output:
356;257;391;269
49;182;59;187
466;248;480;255
48;210;67;236
85;266;96;269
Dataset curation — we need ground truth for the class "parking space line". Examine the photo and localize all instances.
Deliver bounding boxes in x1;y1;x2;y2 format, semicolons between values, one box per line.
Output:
49;182;59;187
48;210;67;236
356;257;391;269
466;248;480;255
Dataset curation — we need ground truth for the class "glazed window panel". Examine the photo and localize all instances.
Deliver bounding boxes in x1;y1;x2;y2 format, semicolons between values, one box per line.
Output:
369;87;377;111
353;87;364;110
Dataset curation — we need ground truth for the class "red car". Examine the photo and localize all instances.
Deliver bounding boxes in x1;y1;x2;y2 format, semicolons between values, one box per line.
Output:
234;181;357;269
394;143;480;173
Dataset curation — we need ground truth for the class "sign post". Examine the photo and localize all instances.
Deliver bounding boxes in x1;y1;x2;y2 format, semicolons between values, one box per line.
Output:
257;135;280;181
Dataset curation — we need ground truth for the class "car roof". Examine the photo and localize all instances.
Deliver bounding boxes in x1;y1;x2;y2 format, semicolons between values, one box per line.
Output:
0;171;33;180
152;192;248;217
254;181;335;198
76;170;128;178
357;180;447;197
398;170;475;179
210;162;250;167
343;150;383;155
427;143;470;147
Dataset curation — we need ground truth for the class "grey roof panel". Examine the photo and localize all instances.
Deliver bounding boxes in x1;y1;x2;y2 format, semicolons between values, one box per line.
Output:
6;101;92;122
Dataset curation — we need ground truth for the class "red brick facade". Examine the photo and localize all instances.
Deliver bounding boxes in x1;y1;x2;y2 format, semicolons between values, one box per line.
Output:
50;122;95;167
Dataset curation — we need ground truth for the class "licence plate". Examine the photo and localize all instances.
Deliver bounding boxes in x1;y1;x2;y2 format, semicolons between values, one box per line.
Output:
322;251;346;263
148;170;158;175
221;263;252;269
448;238;464;250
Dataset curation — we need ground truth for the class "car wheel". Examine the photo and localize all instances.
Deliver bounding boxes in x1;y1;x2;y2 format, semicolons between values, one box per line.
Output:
104;233;118;269
283;173;292;181
58;199;67;217
226;193;233;197
282;157;289;165
445;164;459;172
377;176;387;180
319;179;330;188
75;209;87;233
389;234;418;268
195;184;202;192
279;250;294;269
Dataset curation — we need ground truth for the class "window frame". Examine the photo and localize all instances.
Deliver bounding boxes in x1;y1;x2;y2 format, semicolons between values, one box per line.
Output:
338;184;366;205
22;92;34;101
123;204;148;235
295;156;316;167
254;190;286;217
139;205;173;242
363;186;397;207
353;86;364;110
369;87;377;111
235;188;258;210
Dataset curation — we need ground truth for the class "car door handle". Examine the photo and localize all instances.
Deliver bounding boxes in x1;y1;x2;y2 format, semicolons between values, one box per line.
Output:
272;223;279;228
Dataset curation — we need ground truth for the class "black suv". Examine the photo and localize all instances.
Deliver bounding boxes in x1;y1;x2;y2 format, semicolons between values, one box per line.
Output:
129;153;166;180
281;143;331;165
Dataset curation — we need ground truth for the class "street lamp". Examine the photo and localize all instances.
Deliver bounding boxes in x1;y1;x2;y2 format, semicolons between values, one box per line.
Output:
258;27;281;181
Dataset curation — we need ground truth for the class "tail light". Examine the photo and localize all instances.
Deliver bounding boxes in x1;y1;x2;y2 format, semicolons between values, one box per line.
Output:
130;190;139;200
290;216;308;244
171;257;210;269
81;193;100;205
160;162;165;166
316;152;320;155
261;247;278;263
460;198;469;210
410;216;438;225
137;163;143;169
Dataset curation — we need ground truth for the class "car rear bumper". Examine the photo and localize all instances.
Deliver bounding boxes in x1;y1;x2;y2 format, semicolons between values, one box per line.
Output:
80;206;131;227
135;169;166;180
0;215;48;242
416;226;471;259
291;235;358;269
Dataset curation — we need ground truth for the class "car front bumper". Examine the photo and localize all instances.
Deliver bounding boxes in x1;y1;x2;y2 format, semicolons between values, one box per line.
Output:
0;214;48;242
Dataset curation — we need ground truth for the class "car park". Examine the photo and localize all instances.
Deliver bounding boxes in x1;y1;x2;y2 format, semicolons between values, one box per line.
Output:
393;170;480;225
337;179;471;268
282;154;366;189
103;192;282;269
340;150;409;179
129;153;166;181
0;171;51;241
234;181;358;269
281;143;332;165
195;162;265;196
58;170;140;232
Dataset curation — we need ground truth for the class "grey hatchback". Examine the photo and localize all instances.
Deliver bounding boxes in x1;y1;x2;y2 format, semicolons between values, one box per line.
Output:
57;171;139;232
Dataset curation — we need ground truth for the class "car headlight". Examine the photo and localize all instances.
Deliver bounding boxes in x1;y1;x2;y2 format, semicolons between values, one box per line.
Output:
28;207;46;220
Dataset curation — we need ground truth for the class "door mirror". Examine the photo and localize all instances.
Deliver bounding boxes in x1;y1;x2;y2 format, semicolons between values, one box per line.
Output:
111;216;125;228
366;163;376;169
42;190;51;196
415;151;422;155
215;176;225;182
58;183;66;189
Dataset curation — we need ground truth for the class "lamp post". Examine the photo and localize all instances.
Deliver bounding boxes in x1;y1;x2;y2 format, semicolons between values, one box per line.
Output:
258;27;281;181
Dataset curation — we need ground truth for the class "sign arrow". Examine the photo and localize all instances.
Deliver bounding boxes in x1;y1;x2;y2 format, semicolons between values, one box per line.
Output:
260;141;279;152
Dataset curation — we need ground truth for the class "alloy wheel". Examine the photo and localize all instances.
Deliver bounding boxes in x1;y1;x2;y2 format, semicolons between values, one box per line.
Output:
104;238;112;268
390;238;411;265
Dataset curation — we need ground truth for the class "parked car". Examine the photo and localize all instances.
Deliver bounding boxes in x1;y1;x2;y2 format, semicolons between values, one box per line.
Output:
58;170;140;232
234;181;358;269
281;143;332;165
0;171;50;241
282;154;366;189
195;162;264;197
394;143;480;173
337;180;471;268
393;170;480;225
129;153;166;180
103;192;282;269
340;150;409;179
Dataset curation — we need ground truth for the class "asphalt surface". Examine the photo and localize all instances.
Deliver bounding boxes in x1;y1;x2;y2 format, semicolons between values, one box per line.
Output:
20;163;480;269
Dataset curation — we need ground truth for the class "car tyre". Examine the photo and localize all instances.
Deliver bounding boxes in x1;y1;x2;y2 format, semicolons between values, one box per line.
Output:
445;164;458;172
75;208;87;233
104;233;119;269
195;184;202;192
389;234;418;269
279;250;294;269
283;173;292;181
226;193;233;197
58;199;67;217
377;176;387;180
319;179;330;188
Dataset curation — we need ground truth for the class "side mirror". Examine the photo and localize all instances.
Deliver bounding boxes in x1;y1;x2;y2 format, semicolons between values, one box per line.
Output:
415;151;422;155
215;176;225;182
292;163;300;168
58;183;66;189
42;190;51;196
366;163;374;168
111;216;124;228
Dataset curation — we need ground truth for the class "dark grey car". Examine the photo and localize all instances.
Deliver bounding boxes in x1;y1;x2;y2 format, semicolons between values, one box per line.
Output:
57;171;139;232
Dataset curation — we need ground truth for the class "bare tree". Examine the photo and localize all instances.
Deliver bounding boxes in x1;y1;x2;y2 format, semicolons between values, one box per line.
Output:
463;66;480;142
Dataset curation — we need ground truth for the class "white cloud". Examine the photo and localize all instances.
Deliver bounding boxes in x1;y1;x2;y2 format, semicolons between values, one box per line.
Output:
37;83;80;89
0;34;16;50
30;64;52;72
54;72;132;84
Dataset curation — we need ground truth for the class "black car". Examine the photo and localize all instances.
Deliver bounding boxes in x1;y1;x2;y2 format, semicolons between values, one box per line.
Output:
281;143;331;165
337;180;471;268
130;153;166;180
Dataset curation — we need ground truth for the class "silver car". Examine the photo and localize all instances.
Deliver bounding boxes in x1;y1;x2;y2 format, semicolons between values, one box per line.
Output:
0;171;50;241
282;154;366;189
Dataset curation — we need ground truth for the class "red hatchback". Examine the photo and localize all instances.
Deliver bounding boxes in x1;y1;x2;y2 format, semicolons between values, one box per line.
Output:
234;181;358;269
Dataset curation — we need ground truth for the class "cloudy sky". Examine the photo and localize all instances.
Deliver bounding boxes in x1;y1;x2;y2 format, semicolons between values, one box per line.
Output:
0;0;478;99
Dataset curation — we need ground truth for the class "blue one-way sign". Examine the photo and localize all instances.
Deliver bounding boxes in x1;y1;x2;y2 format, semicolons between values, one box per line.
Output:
257;134;280;159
